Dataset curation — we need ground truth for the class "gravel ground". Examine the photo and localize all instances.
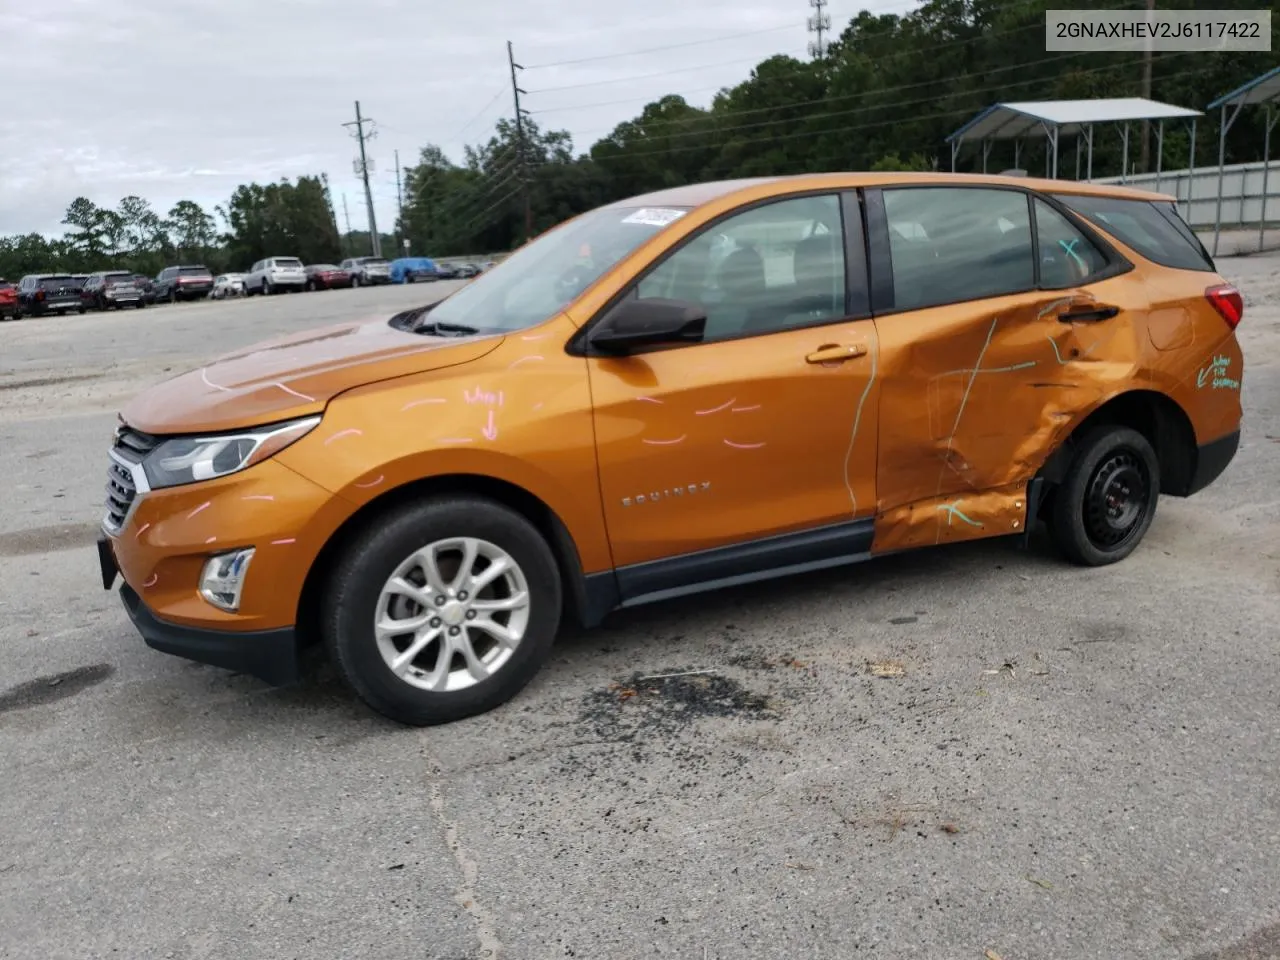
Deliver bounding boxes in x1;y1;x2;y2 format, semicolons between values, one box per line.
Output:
0;265;1277;960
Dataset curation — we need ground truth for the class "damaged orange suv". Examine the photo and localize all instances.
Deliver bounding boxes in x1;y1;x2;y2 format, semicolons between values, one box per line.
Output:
97;172;1244;725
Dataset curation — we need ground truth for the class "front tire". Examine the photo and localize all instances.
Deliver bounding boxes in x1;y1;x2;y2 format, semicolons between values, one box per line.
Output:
322;496;563;726
1050;425;1159;566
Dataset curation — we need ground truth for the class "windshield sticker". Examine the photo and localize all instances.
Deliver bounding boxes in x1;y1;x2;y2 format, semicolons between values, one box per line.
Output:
622;208;687;227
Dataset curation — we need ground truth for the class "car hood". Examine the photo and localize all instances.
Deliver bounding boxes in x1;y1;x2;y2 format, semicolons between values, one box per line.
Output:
119;317;503;434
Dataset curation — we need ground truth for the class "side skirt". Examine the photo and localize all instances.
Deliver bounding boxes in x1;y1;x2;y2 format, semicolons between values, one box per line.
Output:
579;519;876;624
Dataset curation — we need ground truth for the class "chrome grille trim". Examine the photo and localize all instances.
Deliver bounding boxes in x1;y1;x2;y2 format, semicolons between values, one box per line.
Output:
101;441;152;537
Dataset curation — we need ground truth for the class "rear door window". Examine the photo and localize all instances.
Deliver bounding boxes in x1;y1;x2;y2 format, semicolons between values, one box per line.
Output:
1033;200;1109;287
1052;194;1214;272
881;186;1034;310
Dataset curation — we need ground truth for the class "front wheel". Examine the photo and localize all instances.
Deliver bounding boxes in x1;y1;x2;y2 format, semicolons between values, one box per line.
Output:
322;496;563;726
1050;425;1160;566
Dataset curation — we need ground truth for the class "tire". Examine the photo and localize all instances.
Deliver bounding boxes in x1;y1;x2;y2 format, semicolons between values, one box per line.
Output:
352;274;362;288
265;280;274;295
306;279;316;292
323;496;563;726
1050;425;1160;567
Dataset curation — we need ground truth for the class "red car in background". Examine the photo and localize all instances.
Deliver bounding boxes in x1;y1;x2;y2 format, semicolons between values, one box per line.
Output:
304;263;352;291
0;280;17;320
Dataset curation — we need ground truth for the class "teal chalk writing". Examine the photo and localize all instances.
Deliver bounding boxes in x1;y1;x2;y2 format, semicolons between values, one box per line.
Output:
1197;354;1239;390
936;501;984;529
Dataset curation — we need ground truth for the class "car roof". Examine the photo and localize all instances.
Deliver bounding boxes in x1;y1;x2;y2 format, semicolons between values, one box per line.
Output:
601;171;1176;212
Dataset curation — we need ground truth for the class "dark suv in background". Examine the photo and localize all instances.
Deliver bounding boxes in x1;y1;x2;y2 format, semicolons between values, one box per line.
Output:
155;264;214;302
16;274;87;317
82;271;146;310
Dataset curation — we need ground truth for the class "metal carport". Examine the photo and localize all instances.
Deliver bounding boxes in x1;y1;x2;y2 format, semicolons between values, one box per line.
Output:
1206;66;1280;255
946;97;1203;189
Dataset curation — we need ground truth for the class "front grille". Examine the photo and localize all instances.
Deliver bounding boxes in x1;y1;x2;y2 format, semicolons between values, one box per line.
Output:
102;426;159;535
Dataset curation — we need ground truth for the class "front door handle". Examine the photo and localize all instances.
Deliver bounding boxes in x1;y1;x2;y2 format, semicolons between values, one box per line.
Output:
806;343;867;364
1058;304;1119;323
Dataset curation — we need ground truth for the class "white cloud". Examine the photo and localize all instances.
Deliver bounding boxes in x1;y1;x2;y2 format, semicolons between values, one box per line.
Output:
2;0;917;239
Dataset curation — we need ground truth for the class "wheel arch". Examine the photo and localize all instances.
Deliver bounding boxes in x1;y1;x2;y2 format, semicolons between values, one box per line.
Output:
295;473;610;650
1035;388;1197;499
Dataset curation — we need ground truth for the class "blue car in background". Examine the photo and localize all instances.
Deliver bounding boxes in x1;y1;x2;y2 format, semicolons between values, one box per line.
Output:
389;257;438;283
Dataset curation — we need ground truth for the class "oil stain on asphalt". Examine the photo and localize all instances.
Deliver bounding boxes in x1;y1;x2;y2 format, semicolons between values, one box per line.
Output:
0;523;102;558
0;663;114;715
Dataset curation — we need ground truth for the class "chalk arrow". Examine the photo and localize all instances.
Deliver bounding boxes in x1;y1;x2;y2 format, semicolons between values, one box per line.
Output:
481;409;498;441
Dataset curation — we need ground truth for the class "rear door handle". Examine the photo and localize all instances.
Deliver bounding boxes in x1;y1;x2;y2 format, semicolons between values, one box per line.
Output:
1058;304;1119;323
806;343;868;364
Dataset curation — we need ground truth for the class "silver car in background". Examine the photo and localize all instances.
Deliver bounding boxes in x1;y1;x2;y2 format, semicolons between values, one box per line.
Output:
340;256;391;287
244;256;307;295
211;273;247;299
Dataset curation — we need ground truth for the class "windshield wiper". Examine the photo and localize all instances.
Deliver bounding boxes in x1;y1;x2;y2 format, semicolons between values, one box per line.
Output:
413;320;481;337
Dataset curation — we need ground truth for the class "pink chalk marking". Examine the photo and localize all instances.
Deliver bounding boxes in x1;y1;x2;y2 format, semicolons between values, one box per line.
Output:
642;435;686;446
520;333;549;341
481;409;499;441
696;398;736;416
465;386;504;406
636;396;663;404
724;439;766;450
205;536;217;544
135;522;151;540
241;495;274;502
507;355;544;369
439;437;474;444
324;428;362;445
187;501;211;519
532;402;544;411
273;382;315;402
400;398;447;411
271;538;296;546
355;475;384;488
731;404;760;413
142;574;158;588
200;368;231;393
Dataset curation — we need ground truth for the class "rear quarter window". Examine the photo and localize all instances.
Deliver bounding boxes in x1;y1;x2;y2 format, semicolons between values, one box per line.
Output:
1053;194;1214;272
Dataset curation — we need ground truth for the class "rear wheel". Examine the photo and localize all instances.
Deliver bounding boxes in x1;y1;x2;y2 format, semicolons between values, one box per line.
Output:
1050;425;1159;566
322;496;563;726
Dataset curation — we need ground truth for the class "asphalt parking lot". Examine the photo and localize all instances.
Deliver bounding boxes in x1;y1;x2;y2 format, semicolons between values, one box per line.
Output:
1;265;1277;960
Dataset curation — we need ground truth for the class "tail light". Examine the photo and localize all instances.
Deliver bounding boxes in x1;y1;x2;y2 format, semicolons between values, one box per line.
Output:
35;289;45;302
1205;284;1243;330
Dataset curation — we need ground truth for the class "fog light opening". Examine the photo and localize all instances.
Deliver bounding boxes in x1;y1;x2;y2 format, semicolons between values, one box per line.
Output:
199;548;256;612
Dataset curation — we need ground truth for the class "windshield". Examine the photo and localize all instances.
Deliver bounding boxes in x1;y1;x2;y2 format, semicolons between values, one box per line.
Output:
274;258;303;268
179;266;210;276
423;204;690;333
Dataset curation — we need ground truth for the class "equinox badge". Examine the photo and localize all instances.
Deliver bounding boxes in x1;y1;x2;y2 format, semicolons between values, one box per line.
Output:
621;481;711;507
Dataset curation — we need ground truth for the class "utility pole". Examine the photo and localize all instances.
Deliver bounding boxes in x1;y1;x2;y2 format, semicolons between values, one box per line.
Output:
394;148;404;257
507;41;534;242
341;193;353;258
343;100;381;257
807;0;830;58
1139;0;1154;172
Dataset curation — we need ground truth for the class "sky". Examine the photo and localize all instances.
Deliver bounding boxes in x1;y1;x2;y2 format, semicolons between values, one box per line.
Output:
1;0;917;241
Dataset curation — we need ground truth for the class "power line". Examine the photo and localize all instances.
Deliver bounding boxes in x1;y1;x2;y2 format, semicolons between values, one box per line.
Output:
521;23;801;70
528;47;809;95
342;100;381;257
446;85;510;144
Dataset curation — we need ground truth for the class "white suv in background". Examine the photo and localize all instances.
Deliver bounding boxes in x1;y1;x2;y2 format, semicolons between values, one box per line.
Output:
245;256;307;295
340;256;391;286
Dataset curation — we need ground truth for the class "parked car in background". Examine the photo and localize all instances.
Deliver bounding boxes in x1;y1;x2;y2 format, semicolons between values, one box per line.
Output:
245;257;307;295
433;261;460;280
82;270;145;310
133;275;157;305
455;262;481;278
156;265;215;302
0;280;17;320
340;256;391;286
211;273;247;299
304;264;352;290
388;257;437;283
16;274;87;317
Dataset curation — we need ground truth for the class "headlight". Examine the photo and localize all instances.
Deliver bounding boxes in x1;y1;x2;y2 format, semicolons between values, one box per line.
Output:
142;415;321;489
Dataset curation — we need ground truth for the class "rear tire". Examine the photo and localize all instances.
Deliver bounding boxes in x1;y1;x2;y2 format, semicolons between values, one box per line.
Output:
322;496;563;726
1050;425;1160;566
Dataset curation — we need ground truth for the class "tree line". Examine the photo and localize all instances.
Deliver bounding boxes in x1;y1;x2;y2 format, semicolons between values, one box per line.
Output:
3;0;1276;281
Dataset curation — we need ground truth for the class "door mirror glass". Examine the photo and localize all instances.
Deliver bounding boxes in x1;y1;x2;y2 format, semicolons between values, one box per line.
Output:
589;296;707;354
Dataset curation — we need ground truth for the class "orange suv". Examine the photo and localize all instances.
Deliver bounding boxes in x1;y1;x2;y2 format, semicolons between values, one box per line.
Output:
96;172;1244;726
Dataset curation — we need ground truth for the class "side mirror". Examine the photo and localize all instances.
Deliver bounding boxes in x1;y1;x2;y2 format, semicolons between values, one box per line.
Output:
589;297;707;355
